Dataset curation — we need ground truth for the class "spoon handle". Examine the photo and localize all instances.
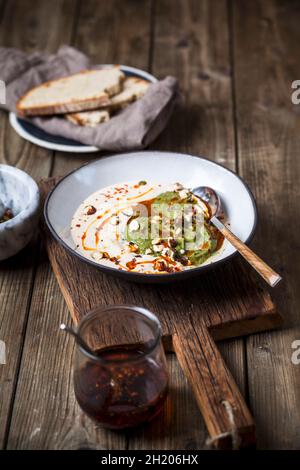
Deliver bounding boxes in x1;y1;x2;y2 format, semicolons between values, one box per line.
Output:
211;216;282;287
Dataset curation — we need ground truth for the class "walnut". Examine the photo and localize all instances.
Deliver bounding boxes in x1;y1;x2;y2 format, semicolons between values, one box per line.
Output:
154;259;168;272
84;205;96;215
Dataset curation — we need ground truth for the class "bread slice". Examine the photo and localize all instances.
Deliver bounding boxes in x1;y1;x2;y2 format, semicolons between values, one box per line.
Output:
16;68;125;116
64;77;150;126
109;76;150;109
66;109;110;127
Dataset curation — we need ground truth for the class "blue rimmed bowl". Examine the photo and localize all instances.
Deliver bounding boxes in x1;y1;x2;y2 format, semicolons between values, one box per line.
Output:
44;151;257;283
9;65;157;153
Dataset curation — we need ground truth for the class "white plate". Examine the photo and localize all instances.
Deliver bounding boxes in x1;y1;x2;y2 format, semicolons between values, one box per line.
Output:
9;65;158;153
44;151;257;283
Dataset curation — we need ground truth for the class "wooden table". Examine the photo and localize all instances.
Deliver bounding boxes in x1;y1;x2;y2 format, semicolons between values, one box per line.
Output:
0;0;299;450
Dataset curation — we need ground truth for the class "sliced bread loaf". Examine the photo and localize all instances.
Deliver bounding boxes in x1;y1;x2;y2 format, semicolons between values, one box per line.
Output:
64;76;151;127
66;109;110;127
16;68;125;116
110;76;150;109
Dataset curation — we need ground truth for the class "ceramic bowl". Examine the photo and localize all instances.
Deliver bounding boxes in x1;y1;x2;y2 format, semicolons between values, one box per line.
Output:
9;65;157;153
0;164;40;260
44;151;257;283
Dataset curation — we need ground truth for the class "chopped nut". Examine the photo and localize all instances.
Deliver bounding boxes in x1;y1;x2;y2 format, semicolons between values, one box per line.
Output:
126;259;137;270
180;256;189;266
129;243;139;253
0;208;14;223
162;248;173;257
168;237;177;248
84;205;96;215
174;182;184;191
188;195;197;203
91;251;103;261
154;259;168;272
178;189;189;200
167;265;176;273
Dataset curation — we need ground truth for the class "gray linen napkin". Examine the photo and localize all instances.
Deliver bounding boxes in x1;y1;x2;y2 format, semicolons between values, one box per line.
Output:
0;45;179;150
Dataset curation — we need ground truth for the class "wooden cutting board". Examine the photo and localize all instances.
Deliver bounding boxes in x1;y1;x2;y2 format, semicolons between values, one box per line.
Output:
40;178;282;450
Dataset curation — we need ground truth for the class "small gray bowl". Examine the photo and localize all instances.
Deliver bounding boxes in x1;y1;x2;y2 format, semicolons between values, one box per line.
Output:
0;164;40;260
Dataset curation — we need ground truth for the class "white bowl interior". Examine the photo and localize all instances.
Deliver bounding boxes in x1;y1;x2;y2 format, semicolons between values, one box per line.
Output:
46;151;256;267
0;166;31;216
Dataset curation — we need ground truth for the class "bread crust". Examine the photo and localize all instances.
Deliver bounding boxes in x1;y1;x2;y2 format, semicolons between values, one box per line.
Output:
16;69;125;117
17;95;111;117
109;77;150;109
66;110;110;126
63;76;151;126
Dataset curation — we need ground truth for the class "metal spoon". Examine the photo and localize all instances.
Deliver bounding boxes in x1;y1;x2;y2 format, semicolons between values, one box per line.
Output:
192;186;282;287
60;323;96;356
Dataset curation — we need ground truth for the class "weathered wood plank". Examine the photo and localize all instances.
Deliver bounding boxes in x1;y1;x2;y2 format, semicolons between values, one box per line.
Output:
0;243;38;448
232;0;300;448
7;0;152;450
130;0;247;449
7;249;126;450
0;0;80;449
40;168;281;448
0;0;6;21
53;0;209;451
52;0;153;175
73;0;151;67
3;2;262;448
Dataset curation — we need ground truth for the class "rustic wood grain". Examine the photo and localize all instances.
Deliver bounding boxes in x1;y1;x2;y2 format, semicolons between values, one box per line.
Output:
40;178;281;337
53;0;204;451
231;0;300;448
213;218;282;287
39;179;280;337
6;0;152;450
39;177;283;448
52;0;153;176
49;0;266;450
35;2;268;448
53;0;200;453
139;0;248;448
0;0;77;449
46;0;261;449
173;323;254;449
1;0;297;450
6;248;126;450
